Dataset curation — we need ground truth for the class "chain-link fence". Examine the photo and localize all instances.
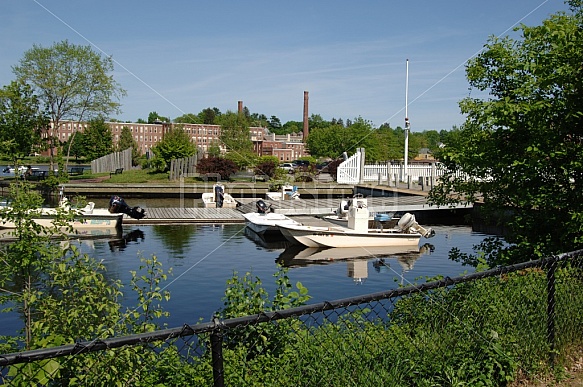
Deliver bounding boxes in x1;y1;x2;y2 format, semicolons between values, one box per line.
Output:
1;250;582;386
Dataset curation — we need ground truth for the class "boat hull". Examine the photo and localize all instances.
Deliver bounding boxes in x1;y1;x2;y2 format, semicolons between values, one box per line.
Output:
0;208;123;231
278;224;421;248
242;212;301;236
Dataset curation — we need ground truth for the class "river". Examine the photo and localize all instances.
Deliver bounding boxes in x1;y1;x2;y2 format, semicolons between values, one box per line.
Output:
1;222;491;338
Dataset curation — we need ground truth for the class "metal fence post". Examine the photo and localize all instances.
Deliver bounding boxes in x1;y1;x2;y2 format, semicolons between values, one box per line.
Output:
211;324;225;387
546;259;556;366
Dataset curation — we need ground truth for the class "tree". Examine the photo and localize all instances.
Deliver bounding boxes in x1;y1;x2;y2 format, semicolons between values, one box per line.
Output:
218;111;255;168
118;125;140;165
200;107;221;124
150;125;197;171
267;115;282;133
148;111;169;123
0;81;48;166
174;113;199;124
63;131;86;161
12;40;126;172
306;117;376;159
428;1;583;265
82;117;114;161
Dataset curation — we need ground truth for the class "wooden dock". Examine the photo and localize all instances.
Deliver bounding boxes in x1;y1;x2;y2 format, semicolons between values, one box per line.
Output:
124;194;471;225
236;196;467;216
123;207;244;225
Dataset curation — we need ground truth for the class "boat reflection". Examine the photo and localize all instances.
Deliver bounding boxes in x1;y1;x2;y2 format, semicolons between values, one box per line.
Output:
108;229;145;252
244;227;292;251
277;243;434;284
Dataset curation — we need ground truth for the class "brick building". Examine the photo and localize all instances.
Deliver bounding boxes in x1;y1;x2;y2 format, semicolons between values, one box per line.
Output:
51;120;308;160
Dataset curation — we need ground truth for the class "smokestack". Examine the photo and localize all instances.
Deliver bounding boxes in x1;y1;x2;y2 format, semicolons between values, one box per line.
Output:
238;100;243;114
303;91;309;141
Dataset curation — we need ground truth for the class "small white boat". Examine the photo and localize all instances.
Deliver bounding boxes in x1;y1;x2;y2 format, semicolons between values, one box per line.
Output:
265;184;300;201
278;196;434;248
242;200;302;236
0;199;123;232
202;183;238;208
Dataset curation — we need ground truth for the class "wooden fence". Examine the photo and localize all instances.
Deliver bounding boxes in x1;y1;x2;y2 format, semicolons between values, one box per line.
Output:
90;148;133;174
169;152;204;180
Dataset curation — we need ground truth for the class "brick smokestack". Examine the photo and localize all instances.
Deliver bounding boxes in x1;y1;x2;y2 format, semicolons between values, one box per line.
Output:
303;91;309;141
238;100;243;114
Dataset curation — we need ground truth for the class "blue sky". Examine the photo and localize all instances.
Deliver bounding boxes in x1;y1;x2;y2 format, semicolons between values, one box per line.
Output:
0;0;569;132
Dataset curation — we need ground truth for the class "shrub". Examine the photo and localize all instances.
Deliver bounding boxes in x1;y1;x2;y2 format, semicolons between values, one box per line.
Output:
254;160;277;178
325;158;343;179
196;156;238;180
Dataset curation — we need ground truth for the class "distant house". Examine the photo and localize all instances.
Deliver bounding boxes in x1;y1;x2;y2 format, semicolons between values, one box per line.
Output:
414;147;435;161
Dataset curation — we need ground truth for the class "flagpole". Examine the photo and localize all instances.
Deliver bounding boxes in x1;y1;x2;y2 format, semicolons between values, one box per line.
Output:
404;59;410;180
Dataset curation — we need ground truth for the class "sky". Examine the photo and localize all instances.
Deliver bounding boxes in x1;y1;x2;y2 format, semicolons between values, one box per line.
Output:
0;0;571;132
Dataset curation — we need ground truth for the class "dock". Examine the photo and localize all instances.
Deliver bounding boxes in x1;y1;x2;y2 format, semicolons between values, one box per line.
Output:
124;195;471;225
236;196;442;216
123;207;244;225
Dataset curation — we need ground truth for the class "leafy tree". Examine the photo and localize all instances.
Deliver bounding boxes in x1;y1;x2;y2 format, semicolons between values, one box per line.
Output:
173;113;199;124
267;115;282;133
148;111;169;123
12;40;126;173
150;125;197;171
306;117;376;159
81;117;113;161
200;107;221;124
280;120;302;135
117;125;140;165
0;81;48;167
429;1;583;265
249;112;269;128
62;131;86;161
218;110;255;168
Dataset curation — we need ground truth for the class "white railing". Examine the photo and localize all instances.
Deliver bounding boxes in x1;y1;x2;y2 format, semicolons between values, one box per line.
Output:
363;163;441;184
337;151;361;184
336;148;448;185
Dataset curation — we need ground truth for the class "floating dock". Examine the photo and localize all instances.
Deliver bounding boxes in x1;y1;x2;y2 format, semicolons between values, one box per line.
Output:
124;195;471;225
124;207;244;224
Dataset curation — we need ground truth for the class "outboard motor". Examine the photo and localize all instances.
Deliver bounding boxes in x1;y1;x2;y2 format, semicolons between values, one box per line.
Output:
109;195;146;220
214;184;224;208
397;213;435;238
256;199;272;214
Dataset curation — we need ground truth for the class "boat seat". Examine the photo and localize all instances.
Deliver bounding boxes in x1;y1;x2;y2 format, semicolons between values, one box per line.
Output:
82;202;95;214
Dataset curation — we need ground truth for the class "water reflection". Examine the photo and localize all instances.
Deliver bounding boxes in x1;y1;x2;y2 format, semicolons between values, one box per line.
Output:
244;227;292;251
150;224;196;256
277;243;434;284
108;229;145;252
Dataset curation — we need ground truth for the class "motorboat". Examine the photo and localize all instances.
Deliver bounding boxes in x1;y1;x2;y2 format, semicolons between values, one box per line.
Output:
202;183;238;208
242;199;302;237
278;196;434;248
0;195;146;234
0;199;124;231
265;184;300;201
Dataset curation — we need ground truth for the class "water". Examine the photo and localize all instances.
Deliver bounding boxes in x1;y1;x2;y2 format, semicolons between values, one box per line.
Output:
0;223;490;338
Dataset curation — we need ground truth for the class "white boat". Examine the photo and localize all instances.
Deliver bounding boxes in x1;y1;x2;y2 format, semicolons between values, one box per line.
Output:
278;196;434;248
265;184;300;201
242;200;302;236
0;199;123;231
202;183;238;208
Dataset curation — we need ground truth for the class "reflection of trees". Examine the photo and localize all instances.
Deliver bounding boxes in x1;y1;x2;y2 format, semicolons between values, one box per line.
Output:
151;225;197;256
